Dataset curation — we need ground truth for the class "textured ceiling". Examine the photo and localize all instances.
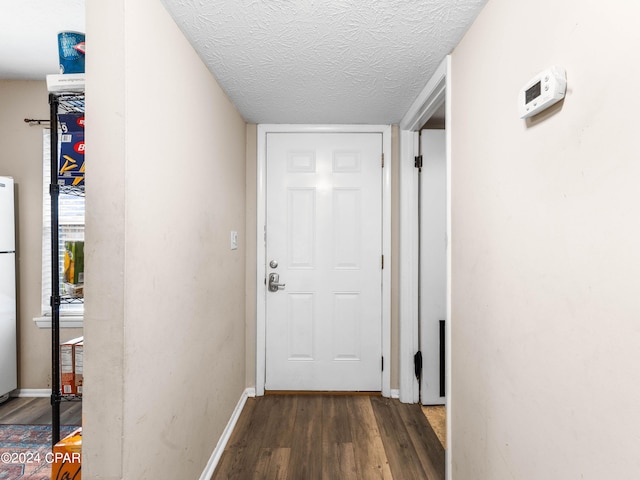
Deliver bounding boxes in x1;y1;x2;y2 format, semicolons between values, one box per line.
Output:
1;1;487;125
161;0;487;124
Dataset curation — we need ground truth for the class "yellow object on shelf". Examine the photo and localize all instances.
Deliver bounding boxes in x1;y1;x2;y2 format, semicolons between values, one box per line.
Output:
63;241;84;286
51;427;82;480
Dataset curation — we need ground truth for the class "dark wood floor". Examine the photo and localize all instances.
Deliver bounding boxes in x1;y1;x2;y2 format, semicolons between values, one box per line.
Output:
213;395;445;480
0;396;82;425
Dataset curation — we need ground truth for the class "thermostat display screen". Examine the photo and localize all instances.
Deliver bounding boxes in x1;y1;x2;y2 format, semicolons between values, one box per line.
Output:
525;81;541;103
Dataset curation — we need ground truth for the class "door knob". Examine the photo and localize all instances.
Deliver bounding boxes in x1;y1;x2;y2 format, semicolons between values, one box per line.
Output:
268;272;286;292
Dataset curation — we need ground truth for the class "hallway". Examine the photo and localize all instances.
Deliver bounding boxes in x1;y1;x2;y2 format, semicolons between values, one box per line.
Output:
212;394;444;480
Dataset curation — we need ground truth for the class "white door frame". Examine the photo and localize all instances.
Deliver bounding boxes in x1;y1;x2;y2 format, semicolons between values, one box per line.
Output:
398;55;452;471
256;124;392;397
399;57;449;402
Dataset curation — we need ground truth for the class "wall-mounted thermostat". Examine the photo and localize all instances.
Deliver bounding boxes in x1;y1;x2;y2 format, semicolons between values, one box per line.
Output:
518;67;566;119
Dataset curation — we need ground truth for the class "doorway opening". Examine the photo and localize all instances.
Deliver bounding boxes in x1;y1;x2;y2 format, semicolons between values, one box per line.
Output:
399;55;451;478
255;124;393;397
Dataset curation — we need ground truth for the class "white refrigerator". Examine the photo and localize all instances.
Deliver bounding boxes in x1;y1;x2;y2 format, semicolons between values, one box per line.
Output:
0;176;17;397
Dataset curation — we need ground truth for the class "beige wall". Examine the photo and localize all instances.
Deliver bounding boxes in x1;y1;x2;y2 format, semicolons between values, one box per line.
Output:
451;0;640;477
0;81;82;390
84;0;247;478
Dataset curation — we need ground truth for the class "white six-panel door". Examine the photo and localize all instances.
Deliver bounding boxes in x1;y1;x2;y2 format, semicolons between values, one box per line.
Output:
265;132;382;391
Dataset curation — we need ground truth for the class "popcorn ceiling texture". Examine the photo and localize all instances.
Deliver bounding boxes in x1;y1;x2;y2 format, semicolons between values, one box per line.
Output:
161;0;487;124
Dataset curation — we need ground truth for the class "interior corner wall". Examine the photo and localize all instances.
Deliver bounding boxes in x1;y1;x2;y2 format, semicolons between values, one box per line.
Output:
450;0;640;478
84;1;247;478
245;123;257;388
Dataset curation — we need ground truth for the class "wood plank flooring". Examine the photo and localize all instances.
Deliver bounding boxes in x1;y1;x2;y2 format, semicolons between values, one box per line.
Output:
213;395;445;480
421;406;446;448
0;397;82;425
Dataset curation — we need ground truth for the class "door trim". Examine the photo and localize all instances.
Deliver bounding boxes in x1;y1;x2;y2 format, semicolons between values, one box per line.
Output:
398;55;452;478
399;57;449;403
399;128;420;404
256;124;392;397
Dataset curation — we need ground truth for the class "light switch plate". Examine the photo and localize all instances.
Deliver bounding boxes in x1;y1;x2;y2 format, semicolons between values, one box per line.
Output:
230;231;238;250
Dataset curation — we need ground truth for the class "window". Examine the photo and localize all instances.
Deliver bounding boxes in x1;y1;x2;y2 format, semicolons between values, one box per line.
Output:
36;131;84;328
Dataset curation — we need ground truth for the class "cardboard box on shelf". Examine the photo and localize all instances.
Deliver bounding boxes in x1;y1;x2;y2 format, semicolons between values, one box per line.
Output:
57;175;84;187
51;427;82;480
74;341;83;396
60;336;83;396
58;113;85;133
58;131;85;186
63;282;83;298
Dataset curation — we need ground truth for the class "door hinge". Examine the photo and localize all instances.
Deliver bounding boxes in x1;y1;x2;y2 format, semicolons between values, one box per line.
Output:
414;155;423;170
381;153;385;168
414;350;423;381
381;255;384;269
381;356;384;371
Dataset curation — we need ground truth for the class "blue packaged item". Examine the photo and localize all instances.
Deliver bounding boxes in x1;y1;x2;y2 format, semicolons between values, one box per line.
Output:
58;31;85;74
58;114;85;133
58;132;85;186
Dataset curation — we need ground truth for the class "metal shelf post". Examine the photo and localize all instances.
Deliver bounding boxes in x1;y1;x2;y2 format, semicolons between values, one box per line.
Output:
49;92;85;446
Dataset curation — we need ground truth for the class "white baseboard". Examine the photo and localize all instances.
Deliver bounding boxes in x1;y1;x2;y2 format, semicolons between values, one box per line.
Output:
390;389;400;399
199;388;254;480
12;389;52;398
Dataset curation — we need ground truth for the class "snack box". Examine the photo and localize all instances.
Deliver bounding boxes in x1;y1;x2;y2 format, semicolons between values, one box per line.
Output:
51;427;82;480
60;336;83;396
74;341;83;396
57;175;84;187
58;132;85;186
58;113;85;133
